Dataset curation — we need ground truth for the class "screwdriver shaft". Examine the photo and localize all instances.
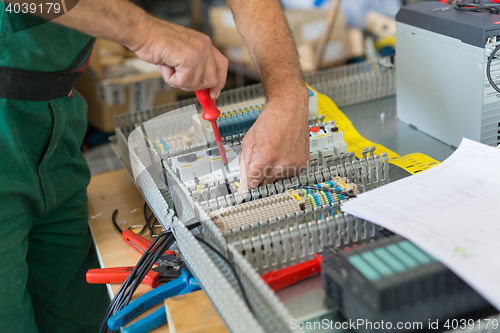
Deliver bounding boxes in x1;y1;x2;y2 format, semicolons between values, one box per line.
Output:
210;120;229;167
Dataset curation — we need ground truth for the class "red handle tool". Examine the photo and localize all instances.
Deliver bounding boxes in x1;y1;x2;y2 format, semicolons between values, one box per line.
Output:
86;254;186;288
195;89;228;166
261;254;324;292
122;229;175;256
261;247;359;291
86;267;161;288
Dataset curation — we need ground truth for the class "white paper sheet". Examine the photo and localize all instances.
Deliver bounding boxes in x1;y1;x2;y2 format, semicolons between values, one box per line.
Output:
342;138;500;310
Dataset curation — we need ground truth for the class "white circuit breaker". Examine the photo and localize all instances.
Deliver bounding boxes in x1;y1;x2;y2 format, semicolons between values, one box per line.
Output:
309;123;348;167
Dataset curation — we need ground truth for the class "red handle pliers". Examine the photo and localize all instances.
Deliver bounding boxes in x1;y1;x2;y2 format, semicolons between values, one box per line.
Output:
111;208;175;256
86;209;178;287
86;254;186;288
122;228;176;256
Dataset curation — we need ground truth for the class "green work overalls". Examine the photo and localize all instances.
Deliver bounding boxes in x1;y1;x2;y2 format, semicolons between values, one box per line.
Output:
0;7;109;333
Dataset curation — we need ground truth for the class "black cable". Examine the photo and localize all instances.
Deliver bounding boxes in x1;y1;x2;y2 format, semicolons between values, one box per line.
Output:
487;43;500;94
454;2;500;14
187;221;201;230
115;234;172;330
100;234;166;332
112;208;149;235
111;209;122;234
143;203;200;237
194;236;255;317
99;231;172;333
138;202;150;235
99;217;203;333
121;232;173;300
450;3;500;98
123;234;174;306
102;221;207;332
143;202;157;237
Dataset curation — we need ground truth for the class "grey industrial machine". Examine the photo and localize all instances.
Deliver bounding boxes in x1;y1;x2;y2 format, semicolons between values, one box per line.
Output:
396;1;500;147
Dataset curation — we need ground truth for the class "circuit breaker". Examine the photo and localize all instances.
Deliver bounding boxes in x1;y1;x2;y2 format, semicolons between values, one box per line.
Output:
309;124;348;167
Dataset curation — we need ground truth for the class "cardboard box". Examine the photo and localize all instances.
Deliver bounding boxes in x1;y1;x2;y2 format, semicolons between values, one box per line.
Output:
286;9;346;44
347;28;365;58
210;6;346;47
364;11;395;38
76;72;177;133
298;33;351;72
212;27;244;48
209;6;237;30
75;39;178;133
222;29;359;73
222;45;254;68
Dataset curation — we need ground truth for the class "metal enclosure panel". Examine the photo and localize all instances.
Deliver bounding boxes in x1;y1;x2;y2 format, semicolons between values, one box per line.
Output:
396;22;485;147
111;59;499;333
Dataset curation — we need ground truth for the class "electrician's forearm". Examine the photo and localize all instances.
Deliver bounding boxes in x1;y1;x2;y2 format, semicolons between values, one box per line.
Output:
226;0;307;101
4;0;150;51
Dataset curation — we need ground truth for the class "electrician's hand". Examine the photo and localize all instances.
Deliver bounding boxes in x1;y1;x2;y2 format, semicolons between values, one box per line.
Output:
131;17;228;99
239;89;311;190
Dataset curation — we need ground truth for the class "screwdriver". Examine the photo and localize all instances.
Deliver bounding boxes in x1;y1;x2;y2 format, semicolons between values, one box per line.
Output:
195;89;230;175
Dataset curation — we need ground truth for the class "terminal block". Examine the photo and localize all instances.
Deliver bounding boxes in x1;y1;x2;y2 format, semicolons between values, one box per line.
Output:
210;190;305;232
207;175;360;231
151;132;199;155
202;88;319;141
228;208;382;274
151;138;170;155
217;104;263;138
322;236;490;333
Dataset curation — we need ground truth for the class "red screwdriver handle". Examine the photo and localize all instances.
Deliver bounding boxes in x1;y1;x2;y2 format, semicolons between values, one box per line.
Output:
86;267;160;288
195;89;220;121
261;254;323;292
195;89;228;165
122;229;176;256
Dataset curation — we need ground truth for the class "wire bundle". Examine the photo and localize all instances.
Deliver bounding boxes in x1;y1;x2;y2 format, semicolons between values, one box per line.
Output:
103;205;255;332
487;43;500;94
101;205;202;333
300;190;335;219
454;1;500;14
447;3;500;105
291;184;357;199
291;182;357;219
452;1;500;94
143;202;161;238
298;189;336;207
98;230;176;333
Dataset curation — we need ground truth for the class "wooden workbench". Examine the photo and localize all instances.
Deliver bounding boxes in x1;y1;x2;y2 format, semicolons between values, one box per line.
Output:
87;169;169;332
